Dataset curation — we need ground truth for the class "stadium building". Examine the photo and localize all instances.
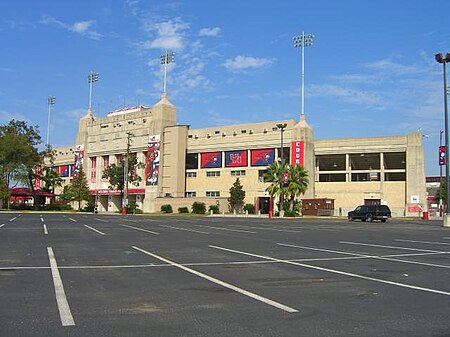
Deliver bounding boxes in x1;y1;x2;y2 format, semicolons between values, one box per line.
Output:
50;93;426;217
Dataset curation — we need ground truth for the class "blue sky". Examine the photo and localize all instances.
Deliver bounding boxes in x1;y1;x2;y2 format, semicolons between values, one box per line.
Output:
0;0;448;175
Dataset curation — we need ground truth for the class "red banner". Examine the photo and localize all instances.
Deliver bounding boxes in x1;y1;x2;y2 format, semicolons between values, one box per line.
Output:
290;140;304;166
225;150;247;167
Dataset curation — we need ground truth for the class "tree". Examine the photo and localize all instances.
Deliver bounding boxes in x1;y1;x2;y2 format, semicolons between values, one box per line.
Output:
434;179;447;206
102;155;143;207
228;178;245;212
0;120;51;208
64;166;90;210
264;162;309;215
285;164;309;212
41;167;63;194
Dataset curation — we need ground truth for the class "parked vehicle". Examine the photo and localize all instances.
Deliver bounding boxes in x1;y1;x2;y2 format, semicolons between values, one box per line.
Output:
348;205;391;222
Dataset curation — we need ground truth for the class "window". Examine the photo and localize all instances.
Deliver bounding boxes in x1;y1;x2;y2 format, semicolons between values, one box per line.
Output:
231;170;246;176
319;174;346;182
186;153;198;169
384;172;406;181
90;157;96;181
185;192;197;197
103;155;109;169
115;154;122;164
214;130;220;135
186;172;197;178
206;191;220;197
258;170;268;182
206;171;220;177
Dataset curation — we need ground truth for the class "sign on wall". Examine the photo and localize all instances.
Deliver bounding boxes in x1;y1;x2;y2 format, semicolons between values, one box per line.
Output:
73;145;84;176
290;140;304;166
60;165;69;177
145;135;161;186
251;149;274;166
439;146;446;166
225;150;247;167
201;152;222;168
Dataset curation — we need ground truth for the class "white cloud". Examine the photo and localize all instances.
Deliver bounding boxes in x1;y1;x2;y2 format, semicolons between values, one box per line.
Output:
141;19;189;50
364;59;424;76
223;55;275;72
308;84;383;106
41;15;102;40
0;110;28;123
198;27;221;37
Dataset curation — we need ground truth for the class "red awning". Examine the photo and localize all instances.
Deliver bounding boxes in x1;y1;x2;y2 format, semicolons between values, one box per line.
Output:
10;188;58;197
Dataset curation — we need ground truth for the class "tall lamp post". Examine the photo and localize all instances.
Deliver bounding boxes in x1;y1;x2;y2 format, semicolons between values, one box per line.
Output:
88;71;99;111
435;53;450;224
277;123;288;217
122;132;134;216
46;96;55;147
160;50;175;95
293;31;314;117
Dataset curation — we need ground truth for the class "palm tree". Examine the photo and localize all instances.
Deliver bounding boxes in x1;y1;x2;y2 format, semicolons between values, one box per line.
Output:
285;164;309;212
41;167;63;194
264;161;283;198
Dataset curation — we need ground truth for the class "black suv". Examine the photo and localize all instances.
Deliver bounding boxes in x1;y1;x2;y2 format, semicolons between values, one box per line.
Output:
348;205;391;222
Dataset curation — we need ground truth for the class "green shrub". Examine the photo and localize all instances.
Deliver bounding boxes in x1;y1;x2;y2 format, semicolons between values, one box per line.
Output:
178;207;189;214
80;203;95;212
208;205;220;214
161;204;173;213
192;202;206;214
243;203;255;214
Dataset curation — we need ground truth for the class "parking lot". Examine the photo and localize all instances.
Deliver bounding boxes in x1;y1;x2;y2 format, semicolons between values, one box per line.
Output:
1;213;450;337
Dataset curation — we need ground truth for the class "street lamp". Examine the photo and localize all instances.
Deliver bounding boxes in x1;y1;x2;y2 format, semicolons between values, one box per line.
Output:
160;50;175;94
46;96;55;147
435;53;450;222
277;123;288;217
88;71;99;111
293;31;314;117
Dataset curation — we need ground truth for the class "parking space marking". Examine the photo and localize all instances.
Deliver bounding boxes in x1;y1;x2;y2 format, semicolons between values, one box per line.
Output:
230;225;302;233
159;225;209;235
9;217;17;222
132;246;298;313
395;239;450;246
121;224;159;235
0;224;5;228
43;224;48;235
84;224;105;235
47;247;75;327
40;217;44;223
194;224;256;234
210;245;450;297
339;241;444;253
68;217;77;222
279;243;450;270
94;218;108;222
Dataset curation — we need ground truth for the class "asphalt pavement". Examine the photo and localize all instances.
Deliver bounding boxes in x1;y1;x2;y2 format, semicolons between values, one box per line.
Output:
0;213;449;337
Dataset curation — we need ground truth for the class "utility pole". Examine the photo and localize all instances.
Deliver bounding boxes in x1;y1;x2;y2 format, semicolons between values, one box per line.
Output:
122;131;134;215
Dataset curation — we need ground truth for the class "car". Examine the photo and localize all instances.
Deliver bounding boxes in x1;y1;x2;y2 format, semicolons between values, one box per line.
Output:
348;205;391;222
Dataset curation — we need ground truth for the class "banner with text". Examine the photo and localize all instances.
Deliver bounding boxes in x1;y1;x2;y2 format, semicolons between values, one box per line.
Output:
145;135;161;186
290;140;304;166
225;150;247;167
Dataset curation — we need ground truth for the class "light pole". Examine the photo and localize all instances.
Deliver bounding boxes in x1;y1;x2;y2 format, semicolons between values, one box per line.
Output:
88;71;99;111
122;132;134;216
46;96;55;147
440;130;444;216
160;50;175;94
293;31;314;117
277;123;287;217
435;53;450;223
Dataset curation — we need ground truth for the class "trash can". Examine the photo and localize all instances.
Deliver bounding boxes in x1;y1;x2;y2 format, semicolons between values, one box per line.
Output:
422;211;429;220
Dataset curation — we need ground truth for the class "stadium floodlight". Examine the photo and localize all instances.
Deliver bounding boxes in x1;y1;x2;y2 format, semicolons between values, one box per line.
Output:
88;71;99;111
293;32;314;117
46;96;56;146
160;50;175;94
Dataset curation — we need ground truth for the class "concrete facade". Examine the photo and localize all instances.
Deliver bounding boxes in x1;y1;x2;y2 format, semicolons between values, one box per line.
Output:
50;94;426;216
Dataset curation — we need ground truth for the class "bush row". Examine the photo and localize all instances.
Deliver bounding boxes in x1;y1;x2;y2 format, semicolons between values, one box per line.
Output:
161;202;221;214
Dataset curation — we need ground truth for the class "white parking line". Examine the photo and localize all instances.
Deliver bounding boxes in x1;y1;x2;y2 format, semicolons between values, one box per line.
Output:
339;241;444;253
395;239;450;246
84;224;105;235
68;218;77;222
159;225;209;235
40;217;44;223
194;224;256;234
210;245;450;297
230;225;301;233
132;246;298;313
279;243;450;270
121;224;159;235
47;247;75;326
94;218;108;223
43;224;48;235
0;224;5;228
9;217;17;222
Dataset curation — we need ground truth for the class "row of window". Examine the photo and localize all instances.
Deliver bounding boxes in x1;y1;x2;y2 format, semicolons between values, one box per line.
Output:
318;172;406;182
185;191;221;198
186;170;252;178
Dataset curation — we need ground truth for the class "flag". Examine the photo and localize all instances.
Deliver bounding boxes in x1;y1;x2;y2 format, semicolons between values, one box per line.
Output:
251;149;274;166
201;152;222;168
